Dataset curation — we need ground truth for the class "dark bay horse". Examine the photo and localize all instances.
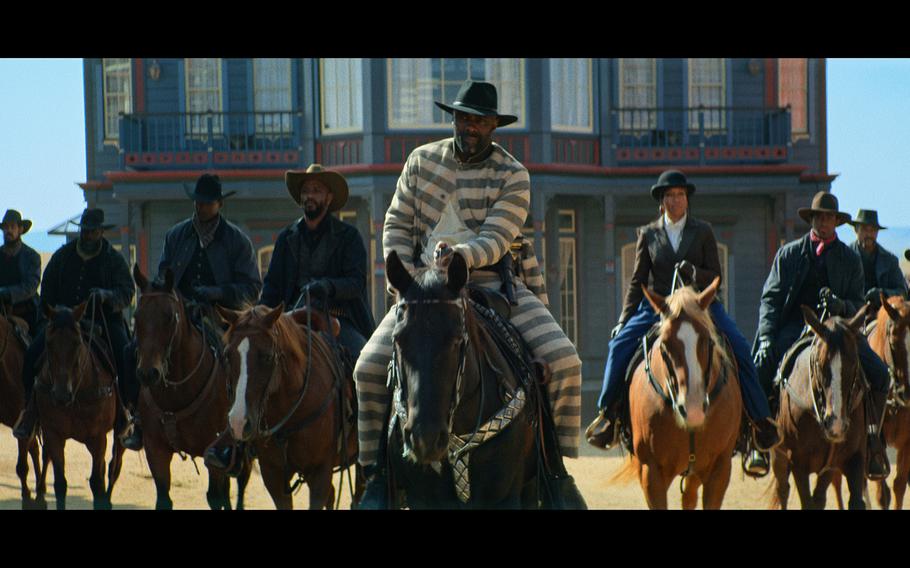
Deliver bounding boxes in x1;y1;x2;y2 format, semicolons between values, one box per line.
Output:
35;302;125;509
218;302;360;510
132;266;251;510
383;250;539;509
0;312;44;508
770;305;869;510
617;278;742;509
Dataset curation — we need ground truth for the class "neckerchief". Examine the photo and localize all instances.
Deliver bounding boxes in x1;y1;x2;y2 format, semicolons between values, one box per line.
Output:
193;213;221;249
809;230;837;257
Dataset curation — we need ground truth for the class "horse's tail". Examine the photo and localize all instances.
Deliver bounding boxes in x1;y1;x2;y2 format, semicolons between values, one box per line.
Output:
608;453;640;486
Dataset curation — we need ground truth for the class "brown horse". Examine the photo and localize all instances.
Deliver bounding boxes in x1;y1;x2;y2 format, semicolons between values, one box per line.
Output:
770;305;869;510
867;294;910;509
35;302;126;509
132;266;252;510
218;303;360;509
0;311;44;508
620;277;742;509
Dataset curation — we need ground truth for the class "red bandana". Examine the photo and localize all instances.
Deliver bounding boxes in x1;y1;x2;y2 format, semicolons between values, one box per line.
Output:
809;231;837;257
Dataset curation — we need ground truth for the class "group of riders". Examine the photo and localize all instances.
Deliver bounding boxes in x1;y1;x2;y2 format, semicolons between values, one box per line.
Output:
1;79;908;507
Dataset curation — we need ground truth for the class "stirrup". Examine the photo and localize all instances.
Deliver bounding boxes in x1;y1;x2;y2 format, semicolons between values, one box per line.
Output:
742;450;770;479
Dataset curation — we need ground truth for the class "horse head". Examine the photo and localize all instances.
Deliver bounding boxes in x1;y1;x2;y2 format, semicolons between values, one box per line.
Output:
801;304;868;443
642;276;726;430
386;249;469;464
877;293;910;406
220;303;286;443
133;264;181;387
42;302;90;405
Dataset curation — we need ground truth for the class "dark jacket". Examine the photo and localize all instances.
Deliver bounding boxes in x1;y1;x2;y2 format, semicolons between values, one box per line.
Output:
619;215;723;325
260;215;376;339
158;216;261;309
754;233;864;343
848;240;908;299
1;242;41;305
41;238;134;325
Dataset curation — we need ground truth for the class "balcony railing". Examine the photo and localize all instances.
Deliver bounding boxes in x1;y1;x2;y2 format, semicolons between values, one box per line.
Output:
119;111;304;170
610;106;792;165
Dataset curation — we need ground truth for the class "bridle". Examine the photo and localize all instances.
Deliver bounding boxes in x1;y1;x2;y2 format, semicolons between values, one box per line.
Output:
880;319;910;407
803;333;864;430
136;291;208;388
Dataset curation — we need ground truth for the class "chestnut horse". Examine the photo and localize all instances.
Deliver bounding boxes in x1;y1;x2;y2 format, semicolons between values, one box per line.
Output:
219;303;360;509
619;277;742;509
35;302;125;509
770;305;869;510
132;266;252;510
0;311;44;508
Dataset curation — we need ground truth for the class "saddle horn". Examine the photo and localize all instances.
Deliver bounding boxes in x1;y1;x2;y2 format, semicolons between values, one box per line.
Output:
801;305;828;340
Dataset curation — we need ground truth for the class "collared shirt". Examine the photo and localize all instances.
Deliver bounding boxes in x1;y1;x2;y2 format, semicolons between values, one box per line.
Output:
663;212;687;253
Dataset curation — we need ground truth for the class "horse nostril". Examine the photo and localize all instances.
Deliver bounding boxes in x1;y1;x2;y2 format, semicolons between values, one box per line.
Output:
677;404;687;419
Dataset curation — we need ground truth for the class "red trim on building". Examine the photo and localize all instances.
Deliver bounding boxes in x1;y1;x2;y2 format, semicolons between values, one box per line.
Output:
765;58;777;108
799;172;838;183
138;229;149;275
78;181;113;191
134;59;145;113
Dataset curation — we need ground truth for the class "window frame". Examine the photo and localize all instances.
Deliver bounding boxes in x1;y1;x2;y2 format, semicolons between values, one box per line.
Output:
778;58;809;140
557;209;578;345
687;58;727;133
102;58;133;146
550;58;594;133
252;58;293;137
184;58;224;138
320;58;364;136
618;58;657;132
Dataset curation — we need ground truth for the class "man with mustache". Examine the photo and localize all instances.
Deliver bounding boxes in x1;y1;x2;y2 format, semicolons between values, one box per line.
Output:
847;209;908;311
0;210;41;337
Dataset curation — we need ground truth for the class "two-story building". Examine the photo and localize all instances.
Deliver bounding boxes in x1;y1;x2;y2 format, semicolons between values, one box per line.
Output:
77;57;833;397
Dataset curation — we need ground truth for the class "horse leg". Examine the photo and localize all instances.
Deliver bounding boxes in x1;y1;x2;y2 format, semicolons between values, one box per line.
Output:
770;449;790;509
15;438;33;507
353;463;366;508
307;466;335;510
681;475;701;510
792;467;814;510
702;458;733;510
206;467;231;510
35;440;50;510
812;470;833;510
86;434;111;510
235;457;253;511
639;463;670;510
844;453;867;510
260;460;293;510
831;471;845;510
44;431;67;510
106;436;126;503
146;445;174;510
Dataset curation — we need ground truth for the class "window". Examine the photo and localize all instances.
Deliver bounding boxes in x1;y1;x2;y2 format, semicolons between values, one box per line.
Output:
558;210;578;345
387;58;524;129
185;58;223;137
550;59;592;132
618;58;656;131
253;58;292;135
258;244;274;278
103;58;132;144
779;58;808;138
688;58;725;131
321;59;363;134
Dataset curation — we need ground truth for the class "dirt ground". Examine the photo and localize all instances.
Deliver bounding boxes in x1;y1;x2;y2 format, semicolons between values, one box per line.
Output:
0;423;901;510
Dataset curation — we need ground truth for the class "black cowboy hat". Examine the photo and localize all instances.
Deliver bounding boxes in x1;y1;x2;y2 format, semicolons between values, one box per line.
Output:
797;191;851;226
905;249;910;262
74;208;115;231
284;163;349;212
0;209;32;234
650;170;696;202
434;80;518;127
848;209;887;230
183;173;236;202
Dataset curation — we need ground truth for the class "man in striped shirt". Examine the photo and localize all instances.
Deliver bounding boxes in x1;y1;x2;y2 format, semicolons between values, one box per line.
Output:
354;80;583;508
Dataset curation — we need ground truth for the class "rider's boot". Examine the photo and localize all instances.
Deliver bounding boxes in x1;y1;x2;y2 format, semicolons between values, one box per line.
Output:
585;404;621;450
204;430;245;476
866;389;891;481
358;464;390;509
12;394;38;442
119;409;144;451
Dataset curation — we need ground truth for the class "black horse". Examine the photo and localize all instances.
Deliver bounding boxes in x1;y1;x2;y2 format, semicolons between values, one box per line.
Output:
383;249;544;509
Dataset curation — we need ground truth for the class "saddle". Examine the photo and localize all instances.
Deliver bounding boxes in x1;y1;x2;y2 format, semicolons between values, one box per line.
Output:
4;315;31;350
467;284;511;321
773;333;814;390
288;307;341;338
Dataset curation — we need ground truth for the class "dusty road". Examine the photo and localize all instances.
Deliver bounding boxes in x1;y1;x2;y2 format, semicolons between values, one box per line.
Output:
0;424;899;510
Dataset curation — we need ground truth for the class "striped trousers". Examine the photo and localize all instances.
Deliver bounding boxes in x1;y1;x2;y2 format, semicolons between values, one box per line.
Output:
354;273;582;466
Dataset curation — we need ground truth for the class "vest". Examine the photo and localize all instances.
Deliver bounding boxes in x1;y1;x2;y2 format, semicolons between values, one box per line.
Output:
177;241;217;299
0;250;21;288
788;248;831;324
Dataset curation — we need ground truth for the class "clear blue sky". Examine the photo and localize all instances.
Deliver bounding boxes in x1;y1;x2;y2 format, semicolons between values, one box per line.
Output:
1;58;908;254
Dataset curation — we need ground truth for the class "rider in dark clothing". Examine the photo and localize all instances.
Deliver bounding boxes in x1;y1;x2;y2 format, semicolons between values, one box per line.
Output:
846;209;908;312
14;208;135;442
0;210;41;338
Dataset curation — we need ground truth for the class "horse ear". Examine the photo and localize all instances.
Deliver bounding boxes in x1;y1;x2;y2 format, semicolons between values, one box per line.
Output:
263;303;284;329
846;303;869;332
696;276;721;310
801;305;828;339
386;251;414;295
72;301;88;322
216;305;241;326
882;294;901;323
641;285;668;316
447;252;469;294
164;267;175;292
133;263;149;291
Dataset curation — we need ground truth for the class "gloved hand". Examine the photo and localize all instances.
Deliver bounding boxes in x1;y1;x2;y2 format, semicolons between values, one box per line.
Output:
677;260;696;281
610;322;625;339
88;288;115;305
0;287;10;303
865;287;884;307
302;279;333;301
754;337;775;370
819;287;846;317
193;285;225;303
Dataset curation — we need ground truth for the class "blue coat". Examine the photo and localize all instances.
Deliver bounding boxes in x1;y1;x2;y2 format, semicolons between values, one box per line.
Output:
157;216;261;310
848;240;908;299
1;242;41;305
754;233;864;344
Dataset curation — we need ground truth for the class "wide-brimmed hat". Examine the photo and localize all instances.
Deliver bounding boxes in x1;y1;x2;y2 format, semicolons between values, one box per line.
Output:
183;173;235;202
848;209;887;230
0;209;32;234
434;80;518;127
74;208;115;231
284;164;348;212
650;170;696;202
905;249;910;262
797;191;851;226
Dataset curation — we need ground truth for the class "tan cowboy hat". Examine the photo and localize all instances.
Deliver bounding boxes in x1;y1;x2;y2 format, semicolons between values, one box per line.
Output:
284;164;348;212
797;191;851;226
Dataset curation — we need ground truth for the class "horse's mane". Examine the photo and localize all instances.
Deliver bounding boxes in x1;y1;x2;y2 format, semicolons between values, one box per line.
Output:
875;296;910;333
233;305;309;369
662;287;732;370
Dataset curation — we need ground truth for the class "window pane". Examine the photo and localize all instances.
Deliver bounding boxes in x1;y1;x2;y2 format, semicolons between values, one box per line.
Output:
550;59;591;131
254;58;292;134
185;58;222;136
688;58;725;131
322;58;363;134
619;58;656;130
103;58;132;142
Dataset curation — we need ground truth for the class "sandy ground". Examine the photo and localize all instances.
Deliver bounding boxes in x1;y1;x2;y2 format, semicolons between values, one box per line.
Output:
0;423;901;510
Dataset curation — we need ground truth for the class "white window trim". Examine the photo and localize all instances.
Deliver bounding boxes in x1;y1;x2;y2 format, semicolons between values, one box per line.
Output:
184;58;224;137
550;59;594;134
102;58;132;146
320;59;364;136
253;58;293;136
687;58;726;133
618;58;657;132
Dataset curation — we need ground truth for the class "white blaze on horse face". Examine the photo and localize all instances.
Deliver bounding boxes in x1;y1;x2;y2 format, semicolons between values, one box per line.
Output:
677;322;706;428
827;352;845;439
229;338;250;440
